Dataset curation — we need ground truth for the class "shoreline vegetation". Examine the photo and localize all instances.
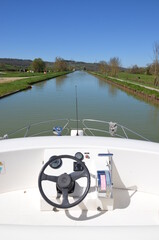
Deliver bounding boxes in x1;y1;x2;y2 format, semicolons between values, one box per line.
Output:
1;56;159;105
0;71;71;98
1;69;159;105
89;72;159;105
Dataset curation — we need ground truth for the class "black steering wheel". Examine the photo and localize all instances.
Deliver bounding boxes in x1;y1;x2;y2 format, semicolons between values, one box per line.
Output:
38;155;90;209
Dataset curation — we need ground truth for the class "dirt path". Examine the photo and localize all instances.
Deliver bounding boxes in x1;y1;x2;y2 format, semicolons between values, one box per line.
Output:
0;77;29;84
108;76;159;93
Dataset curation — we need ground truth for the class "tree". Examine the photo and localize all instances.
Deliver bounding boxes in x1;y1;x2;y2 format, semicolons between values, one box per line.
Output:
130;65;139;74
98;61;109;75
146;65;151;75
153;42;159;76
109;57;121;77
32;58;46;72
153;42;159;86
53;57;68;72
129;65;145;74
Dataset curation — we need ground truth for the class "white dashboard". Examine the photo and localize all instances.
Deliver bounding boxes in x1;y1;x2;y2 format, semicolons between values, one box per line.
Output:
40;148;114;211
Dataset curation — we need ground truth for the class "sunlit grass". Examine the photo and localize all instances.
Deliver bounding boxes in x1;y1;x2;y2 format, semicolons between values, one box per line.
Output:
118;72;157;88
90;72;159;100
0;72;71;97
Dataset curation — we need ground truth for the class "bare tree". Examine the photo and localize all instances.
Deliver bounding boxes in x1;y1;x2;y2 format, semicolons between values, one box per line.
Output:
153;42;159;76
130;65;145;74
54;57;68;72
130;65;139;74
153;42;159;86
109;57;121;77
98;61;109;75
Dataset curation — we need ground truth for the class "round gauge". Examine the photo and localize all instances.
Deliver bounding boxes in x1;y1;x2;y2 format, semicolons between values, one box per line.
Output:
75;152;84;161
49;156;62;169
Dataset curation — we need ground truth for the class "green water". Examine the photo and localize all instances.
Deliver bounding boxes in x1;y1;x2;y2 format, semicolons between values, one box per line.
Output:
0;71;159;142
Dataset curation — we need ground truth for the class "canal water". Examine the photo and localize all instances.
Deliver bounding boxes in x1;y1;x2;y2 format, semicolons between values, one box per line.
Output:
0;71;159;142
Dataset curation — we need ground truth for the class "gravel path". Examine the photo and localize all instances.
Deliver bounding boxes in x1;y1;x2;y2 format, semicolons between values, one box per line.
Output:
108;76;159;93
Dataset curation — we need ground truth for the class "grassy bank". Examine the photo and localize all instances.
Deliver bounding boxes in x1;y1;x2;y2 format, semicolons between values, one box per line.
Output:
0;72;41;78
117;72;158;89
90;72;159;104
0;71;71;98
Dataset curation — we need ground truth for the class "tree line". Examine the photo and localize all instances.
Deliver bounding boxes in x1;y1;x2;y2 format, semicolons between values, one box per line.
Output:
31;57;70;73
27;41;159;86
98;42;159;86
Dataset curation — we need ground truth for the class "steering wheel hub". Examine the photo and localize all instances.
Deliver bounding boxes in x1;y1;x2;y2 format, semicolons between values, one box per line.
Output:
57;173;72;189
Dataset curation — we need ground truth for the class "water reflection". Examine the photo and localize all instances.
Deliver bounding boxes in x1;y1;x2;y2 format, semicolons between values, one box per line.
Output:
55;75;67;88
96;76;120;97
34;81;47;89
107;84;118;97
98;78;107;88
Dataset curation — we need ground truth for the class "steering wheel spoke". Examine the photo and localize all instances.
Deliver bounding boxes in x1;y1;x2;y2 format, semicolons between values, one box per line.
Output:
41;173;58;183
70;169;87;181
61;188;70;207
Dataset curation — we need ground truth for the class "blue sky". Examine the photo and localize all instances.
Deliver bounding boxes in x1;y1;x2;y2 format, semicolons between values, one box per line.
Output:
0;0;159;67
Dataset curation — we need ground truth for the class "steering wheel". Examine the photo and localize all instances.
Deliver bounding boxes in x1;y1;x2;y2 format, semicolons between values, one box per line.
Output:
38;155;90;209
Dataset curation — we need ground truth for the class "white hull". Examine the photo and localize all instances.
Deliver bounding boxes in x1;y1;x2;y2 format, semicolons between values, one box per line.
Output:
0;136;159;239
1;225;159;240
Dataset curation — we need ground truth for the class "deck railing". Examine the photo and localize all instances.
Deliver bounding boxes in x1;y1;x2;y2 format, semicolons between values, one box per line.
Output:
0;118;149;141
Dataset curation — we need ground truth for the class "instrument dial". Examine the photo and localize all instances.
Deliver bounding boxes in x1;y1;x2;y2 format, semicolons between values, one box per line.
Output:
49;157;62;169
75;152;84;161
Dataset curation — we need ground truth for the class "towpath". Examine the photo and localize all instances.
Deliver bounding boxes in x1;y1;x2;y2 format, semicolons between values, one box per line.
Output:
0;77;29;84
108;76;159;93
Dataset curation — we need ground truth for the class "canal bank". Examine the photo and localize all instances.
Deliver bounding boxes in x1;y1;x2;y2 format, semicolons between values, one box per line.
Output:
89;72;159;105
0;71;72;99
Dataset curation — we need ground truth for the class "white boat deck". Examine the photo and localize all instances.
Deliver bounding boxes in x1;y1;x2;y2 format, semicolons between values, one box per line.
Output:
1;136;159;239
0;187;159;226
